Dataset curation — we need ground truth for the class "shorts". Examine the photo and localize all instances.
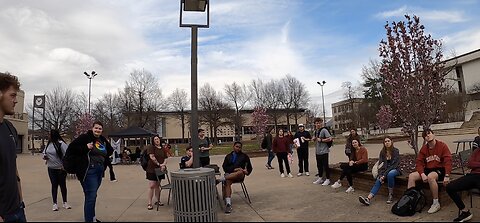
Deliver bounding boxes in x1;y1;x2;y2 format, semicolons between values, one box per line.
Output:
424;168;446;181
146;172;165;181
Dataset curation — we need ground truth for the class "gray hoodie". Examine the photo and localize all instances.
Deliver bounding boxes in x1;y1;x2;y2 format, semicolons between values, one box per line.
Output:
315;128;331;155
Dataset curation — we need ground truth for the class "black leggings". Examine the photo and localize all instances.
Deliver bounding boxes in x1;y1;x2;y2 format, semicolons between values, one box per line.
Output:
316;154;330;179
277;152;291;174
339;163;368;186
446;173;480;210
48;168;68;204
297;148;309;173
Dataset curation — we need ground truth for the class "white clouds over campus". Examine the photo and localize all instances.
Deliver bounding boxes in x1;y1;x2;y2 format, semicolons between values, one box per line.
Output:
1;0;480;116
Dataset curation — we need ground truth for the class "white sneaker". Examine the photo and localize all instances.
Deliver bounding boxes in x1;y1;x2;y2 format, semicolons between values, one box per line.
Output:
321;179;331;186
427;203;441;214
110;179;118;182
305;172;310;176
63;202;72;209
345;186;355;193
52;203;59;211
313;178;324;184
331;181;342;189
297;173;303;177
280;173;286;178
288;173;294;178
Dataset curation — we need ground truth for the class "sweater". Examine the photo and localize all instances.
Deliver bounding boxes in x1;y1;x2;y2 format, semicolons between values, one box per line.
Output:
468;147;480;174
273;136;290;153
416;140;452;175
351;146;368;164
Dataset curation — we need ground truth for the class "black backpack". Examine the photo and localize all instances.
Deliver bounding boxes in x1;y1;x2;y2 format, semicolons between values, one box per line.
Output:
391;187;427;216
317;127;333;148
140;150;149;171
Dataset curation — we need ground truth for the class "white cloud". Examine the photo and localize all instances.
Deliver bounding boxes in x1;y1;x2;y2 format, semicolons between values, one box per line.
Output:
442;28;480;56
376;6;467;23
48;48;99;66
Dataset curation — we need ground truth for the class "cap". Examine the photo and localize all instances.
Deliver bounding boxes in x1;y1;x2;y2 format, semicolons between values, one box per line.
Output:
298;124;304;127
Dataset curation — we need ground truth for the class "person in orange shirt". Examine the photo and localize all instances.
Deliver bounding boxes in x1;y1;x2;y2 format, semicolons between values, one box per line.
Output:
407;129;452;214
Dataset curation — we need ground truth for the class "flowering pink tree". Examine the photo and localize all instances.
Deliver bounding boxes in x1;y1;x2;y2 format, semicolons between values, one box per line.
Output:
252;107;269;139
379;15;449;155
376;105;393;133
74;113;94;138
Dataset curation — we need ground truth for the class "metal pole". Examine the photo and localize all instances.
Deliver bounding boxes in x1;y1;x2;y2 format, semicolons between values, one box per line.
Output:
88;77;92;115
321;85;326;125
32;106;35;152
42;107;45;149
191;26;200;168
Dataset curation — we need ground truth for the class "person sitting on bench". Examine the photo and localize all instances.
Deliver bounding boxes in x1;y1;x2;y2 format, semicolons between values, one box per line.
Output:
331;139;368;193
407;129;452;214
219;141;253;214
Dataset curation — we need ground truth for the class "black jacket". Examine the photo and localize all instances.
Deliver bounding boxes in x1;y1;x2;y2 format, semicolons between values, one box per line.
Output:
64;130;113;182
222;151;253;175
473;136;480;150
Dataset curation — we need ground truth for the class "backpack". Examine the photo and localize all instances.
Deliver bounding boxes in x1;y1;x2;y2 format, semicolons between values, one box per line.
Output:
140;149;149;171
317;127;333;148
391;187;427;216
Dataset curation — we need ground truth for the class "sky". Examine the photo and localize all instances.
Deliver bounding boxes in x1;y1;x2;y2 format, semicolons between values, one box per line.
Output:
2;0;480;116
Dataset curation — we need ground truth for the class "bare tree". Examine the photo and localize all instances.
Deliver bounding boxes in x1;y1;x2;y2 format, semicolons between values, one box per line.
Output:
92;93;121;136
250;79;286;131
282;75;309;129
224;82;251;141
168;88;190;143
199;83;232;144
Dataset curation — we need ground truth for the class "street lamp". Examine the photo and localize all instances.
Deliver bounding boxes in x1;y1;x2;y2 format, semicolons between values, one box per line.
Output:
317;81;326;125
84;71;98;114
180;0;209;168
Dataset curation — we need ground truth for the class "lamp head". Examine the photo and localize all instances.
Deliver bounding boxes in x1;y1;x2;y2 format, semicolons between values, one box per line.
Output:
183;0;207;12
84;72;89;77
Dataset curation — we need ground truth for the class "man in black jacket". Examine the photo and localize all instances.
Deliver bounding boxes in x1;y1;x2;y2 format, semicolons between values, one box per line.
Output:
64;121;113;222
220;141;253;214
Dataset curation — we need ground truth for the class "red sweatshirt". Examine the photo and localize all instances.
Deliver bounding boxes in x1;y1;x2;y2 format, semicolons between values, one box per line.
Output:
273;136;290;153
416;140;452;175
468;148;480;174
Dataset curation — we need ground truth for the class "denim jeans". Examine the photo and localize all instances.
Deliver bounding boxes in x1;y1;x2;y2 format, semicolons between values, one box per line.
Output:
267;150;275;167
370;169;400;196
2;202;27;222
81;163;104;222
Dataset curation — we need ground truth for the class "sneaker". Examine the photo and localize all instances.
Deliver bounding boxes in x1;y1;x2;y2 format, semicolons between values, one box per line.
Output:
297;173;303;177
265;164;271;170
321;179;331;186
331;181;342;189
288;173;294;178
63;202;72;209
386;194;394;204
454;210;473;222
345;186;355;193
225;204;232;214
427;203;441;214
110;179;118;182
359;196;370;206
305;172;310;176
313;178;324;184
280;173;286;178
52;203;58;211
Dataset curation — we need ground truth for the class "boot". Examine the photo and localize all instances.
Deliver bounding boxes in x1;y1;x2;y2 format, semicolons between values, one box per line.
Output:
387;188;394;204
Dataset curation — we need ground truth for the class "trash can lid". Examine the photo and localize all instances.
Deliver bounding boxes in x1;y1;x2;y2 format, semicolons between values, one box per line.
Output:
171;167;215;177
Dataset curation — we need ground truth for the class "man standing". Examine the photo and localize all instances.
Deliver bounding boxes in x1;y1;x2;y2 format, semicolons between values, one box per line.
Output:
0;72;26;222
312;118;333;186
294;124;312;176
198;129;213;167
220;141;253;214
407;129;452;214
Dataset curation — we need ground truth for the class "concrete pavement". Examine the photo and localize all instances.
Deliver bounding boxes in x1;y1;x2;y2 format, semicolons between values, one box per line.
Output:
18;133;479;222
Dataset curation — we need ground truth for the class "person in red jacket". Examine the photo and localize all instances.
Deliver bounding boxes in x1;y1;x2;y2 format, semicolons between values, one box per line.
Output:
407;129;452;214
273;129;293;178
446;141;480;222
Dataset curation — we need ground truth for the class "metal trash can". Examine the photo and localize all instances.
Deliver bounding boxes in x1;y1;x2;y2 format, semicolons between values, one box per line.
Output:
171;168;217;222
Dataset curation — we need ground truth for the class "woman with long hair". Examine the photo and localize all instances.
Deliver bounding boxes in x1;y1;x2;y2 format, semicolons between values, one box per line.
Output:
146;135;168;210
359;136;401;206
43;129;71;211
272;129;293;178
331;139;368;193
345;128;360;159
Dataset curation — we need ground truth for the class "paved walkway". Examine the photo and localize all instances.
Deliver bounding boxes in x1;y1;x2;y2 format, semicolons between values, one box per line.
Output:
19;133;479;222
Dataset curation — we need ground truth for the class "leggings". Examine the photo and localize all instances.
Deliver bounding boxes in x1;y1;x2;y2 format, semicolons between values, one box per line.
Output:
48;168;68;204
339;163;368;186
446;173;480;210
277;152;291;174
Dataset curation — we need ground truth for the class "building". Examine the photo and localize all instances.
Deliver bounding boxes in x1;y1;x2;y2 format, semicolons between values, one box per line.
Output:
444;48;480;121
5;90;28;154
331;98;365;132
157;109;308;143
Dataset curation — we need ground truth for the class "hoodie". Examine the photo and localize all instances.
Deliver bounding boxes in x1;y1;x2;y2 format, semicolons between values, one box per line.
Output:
416;140;452;175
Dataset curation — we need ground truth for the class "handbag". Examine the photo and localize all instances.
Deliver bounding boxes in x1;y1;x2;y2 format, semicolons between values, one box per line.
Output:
372;160;384;179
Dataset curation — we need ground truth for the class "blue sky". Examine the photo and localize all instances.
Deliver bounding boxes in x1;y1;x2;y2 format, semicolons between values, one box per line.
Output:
1;0;480;116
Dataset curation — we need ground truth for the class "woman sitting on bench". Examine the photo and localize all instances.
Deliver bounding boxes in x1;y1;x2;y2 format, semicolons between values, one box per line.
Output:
359;136;401;206
331;139;368;193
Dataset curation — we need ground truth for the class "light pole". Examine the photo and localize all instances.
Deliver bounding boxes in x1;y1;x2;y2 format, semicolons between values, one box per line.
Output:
84;71;98;114
180;0;209;168
317;81;326;125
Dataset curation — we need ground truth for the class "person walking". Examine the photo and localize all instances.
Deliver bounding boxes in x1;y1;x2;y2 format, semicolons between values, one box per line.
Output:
359;136;401;206
64;121;113;222
273;129;293;178
0;72;27;222
43;129;72;211
145;135;168;210
294;124;312;176
262;127;275;170
312;118;333;185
